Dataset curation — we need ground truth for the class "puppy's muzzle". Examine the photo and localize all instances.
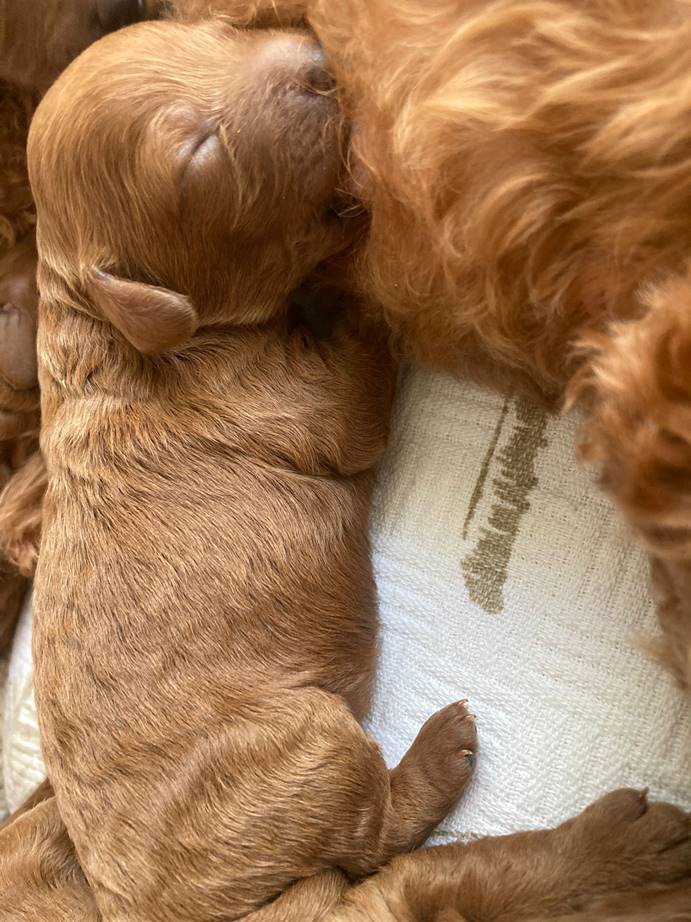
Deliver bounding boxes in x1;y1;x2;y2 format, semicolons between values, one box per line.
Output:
301;46;336;96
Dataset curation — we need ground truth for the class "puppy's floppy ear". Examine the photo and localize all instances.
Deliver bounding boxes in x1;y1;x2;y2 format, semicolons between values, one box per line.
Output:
85;269;199;355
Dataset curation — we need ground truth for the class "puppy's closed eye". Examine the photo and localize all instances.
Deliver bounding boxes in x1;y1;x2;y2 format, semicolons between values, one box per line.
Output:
180;129;222;193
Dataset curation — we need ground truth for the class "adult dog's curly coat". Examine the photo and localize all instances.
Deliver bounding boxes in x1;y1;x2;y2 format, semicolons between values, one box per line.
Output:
302;0;691;689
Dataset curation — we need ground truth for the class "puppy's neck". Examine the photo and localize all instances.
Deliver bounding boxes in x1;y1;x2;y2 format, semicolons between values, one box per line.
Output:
38;298;282;405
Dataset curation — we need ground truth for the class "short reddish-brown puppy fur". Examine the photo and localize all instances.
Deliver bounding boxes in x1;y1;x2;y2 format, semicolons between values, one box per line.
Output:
25;18;478;921
0;0;160;648
2;786;691;920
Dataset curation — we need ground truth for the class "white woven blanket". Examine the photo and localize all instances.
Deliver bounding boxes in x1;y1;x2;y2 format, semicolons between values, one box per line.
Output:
3;367;691;834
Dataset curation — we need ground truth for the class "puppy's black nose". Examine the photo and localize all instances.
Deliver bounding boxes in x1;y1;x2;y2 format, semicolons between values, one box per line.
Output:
303;46;336;95
97;0;147;33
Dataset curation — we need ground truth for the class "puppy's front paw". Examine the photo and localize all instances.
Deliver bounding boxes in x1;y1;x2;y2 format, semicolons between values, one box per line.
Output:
572;789;691;891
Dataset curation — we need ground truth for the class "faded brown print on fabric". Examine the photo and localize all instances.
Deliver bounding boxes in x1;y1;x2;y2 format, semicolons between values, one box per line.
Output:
462;397;510;540
461;399;548;614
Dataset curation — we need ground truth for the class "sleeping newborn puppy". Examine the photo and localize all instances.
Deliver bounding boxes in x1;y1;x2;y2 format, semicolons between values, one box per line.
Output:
27;19;477;921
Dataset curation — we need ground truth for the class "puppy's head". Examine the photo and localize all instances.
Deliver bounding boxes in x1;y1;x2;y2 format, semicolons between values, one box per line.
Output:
28;19;352;354
0;0;158;93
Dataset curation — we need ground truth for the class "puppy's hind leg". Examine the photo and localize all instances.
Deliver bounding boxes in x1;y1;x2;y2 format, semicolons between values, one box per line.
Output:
208;700;476;922
384;700;477;856
333;790;691;922
572;272;691;688
76;688;476;922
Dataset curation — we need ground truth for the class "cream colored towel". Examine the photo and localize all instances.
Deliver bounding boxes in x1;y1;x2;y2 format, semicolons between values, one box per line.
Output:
3;594;41;812
366;368;691;841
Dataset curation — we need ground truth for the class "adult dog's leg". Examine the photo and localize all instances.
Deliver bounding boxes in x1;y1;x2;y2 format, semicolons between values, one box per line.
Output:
572;273;691;688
